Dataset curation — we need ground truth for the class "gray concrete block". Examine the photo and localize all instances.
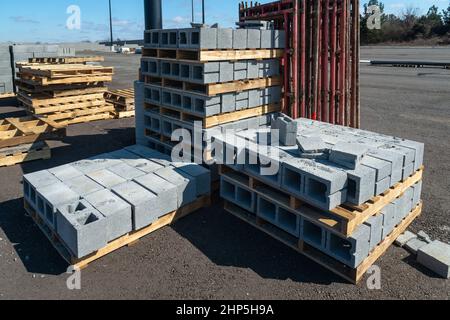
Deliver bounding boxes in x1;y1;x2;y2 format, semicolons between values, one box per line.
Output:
364;215;383;251
48;164;84;182
301;218;327;250
361;156;391;182
326;223;371;268
133;173;178;216
65;175;104;197
297;136;328;154
395;231;417;247
191;28;217;49
112;181;161;230
84;189;133;241
71;158;122;174
412;181;423;207
217;28;233;49
107;162;147;180
173;164;211;196
247;60;259;79
154;167;197;207
346;165;377;205
56;200;107;258
402;162;414;180
247;29;261;49
23;170;60;208
417;241;450;279
36;182;80;229
86;169;127;189
221;93;236;113
391;139;425;171
379;144;415;167
233;29;247;49
272;115;298;146
329;142;368;170
381;203;397;239
375;176;391;195
219;62;234;82
248;89;261;108
417;231;432;244
405;238;429;255
368;148;403;186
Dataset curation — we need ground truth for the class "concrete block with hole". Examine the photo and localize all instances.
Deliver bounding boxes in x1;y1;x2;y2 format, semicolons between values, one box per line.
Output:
361;156;391;182
84;189;132;241
367;148;403;186
345;165;377;205
56;200;107;258
187;28;217;49
325;223;371;268
36;182;80;230
300;217;327;251
23;170;61;208
417;241;450;279
221;176;256;213
256;195;300;237
154;167;197;207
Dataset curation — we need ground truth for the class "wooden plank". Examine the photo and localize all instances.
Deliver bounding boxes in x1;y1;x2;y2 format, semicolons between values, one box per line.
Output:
204;104;280;128
0;142;51;167
0;92;16;99
22;98;107;115
28;56;104;64
199;49;285;62
206;77;281;96
19;64;114;78
19;74;113;86
18;92;105;107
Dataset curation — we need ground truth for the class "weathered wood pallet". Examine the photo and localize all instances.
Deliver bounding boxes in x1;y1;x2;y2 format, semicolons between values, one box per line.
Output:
18;64;114;78
27;56;104;64
39;104;115;125
219;165;424;237
144;75;281;96
15;80;107;97
145;102;280;129
17;73;113;86
111;110;135;119
142;48;285;62
224;200;423;284
17;92;105;108
0;141;51;167
105;88;135;115
0;92;16;99
21;98;107;115
24;195;211;269
0;116;65;149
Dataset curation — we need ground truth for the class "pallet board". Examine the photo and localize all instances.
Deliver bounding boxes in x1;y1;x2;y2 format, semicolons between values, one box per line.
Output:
0;141;51;167
219;165;424;237
144;75;281;96
18;64;114;78
142;48;285;62
18;92;106;108
24;195;211;269
18;73;113;86
0;92;16;99
105;88;135;109
27;56;105;64
15;80;107;97
224;200;423;284
111;110;135;119
0;116;65;149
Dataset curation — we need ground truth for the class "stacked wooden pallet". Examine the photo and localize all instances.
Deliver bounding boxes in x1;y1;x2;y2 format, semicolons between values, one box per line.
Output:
15;57;115;126
105;88;135;119
0;116;66;167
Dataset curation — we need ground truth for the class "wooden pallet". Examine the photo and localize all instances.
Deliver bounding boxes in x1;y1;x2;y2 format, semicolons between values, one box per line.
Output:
27;56;104;64
0;92;16;99
15;80;107;97
24;195;211;269
17;92;106;108
111;110;135;119
144;102;280;129
219;165;424;237
224;200;423;284
39;104;115;126
21;98;107;115
0;141;51;167
144;75;281;96
0;116;65;149
18;64;114;78
104;88;135;111
142;48;285;62
18;73;113;86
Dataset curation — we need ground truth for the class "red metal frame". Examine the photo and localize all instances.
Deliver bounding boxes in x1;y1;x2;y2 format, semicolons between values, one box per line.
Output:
239;0;360;128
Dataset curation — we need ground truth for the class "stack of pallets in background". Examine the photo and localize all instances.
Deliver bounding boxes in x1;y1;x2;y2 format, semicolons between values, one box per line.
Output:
214;116;424;283
136;25;285;156
15;56;115;126
105;88;135;119
0;115;66;167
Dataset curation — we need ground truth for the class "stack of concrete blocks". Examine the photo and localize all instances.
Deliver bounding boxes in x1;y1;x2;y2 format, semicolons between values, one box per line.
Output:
216;115;424;269
0;45;13;94
23;145;211;259
144;26;285;50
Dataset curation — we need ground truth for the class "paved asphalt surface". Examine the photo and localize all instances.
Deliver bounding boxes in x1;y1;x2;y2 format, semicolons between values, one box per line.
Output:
0;48;449;300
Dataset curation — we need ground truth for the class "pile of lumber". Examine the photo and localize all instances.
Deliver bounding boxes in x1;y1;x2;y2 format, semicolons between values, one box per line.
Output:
105;88;135;119
15;56;116;126
0;115;66;167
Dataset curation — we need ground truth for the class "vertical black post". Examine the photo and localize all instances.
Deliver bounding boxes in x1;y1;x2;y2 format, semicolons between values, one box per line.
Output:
144;0;163;30
202;0;205;24
109;0;114;48
192;0;195;23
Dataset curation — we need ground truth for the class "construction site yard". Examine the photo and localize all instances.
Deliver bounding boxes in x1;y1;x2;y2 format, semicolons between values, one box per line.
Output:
0;47;449;300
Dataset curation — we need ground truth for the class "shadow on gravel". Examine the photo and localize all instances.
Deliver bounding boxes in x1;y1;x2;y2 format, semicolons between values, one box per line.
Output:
402;255;442;279
172;202;347;285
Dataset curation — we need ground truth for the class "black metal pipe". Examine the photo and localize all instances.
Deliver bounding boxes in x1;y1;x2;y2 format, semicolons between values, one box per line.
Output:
109;0;113;47
144;0;162;30
202;0;205;24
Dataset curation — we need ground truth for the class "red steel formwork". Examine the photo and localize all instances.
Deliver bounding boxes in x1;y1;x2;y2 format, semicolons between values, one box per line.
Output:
239;0;360;128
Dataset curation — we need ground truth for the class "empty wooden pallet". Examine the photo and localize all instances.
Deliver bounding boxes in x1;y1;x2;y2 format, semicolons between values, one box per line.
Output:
0;141;51;168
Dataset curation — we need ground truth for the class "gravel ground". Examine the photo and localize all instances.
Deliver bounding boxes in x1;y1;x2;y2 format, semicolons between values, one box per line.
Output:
0;48;448;300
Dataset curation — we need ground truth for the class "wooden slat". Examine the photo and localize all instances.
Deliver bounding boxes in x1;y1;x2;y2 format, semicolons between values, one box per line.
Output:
18;92;105;107
0;142;51;167
206;77;281;96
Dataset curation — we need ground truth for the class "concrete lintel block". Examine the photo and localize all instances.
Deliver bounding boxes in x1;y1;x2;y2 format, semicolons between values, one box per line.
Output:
361;155;391;182
417;241;450;279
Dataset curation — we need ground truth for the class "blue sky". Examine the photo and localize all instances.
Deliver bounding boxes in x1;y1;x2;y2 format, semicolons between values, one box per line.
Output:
0;0;448;43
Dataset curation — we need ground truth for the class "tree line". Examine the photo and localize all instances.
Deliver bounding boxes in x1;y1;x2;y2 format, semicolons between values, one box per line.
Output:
361;0;450;44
